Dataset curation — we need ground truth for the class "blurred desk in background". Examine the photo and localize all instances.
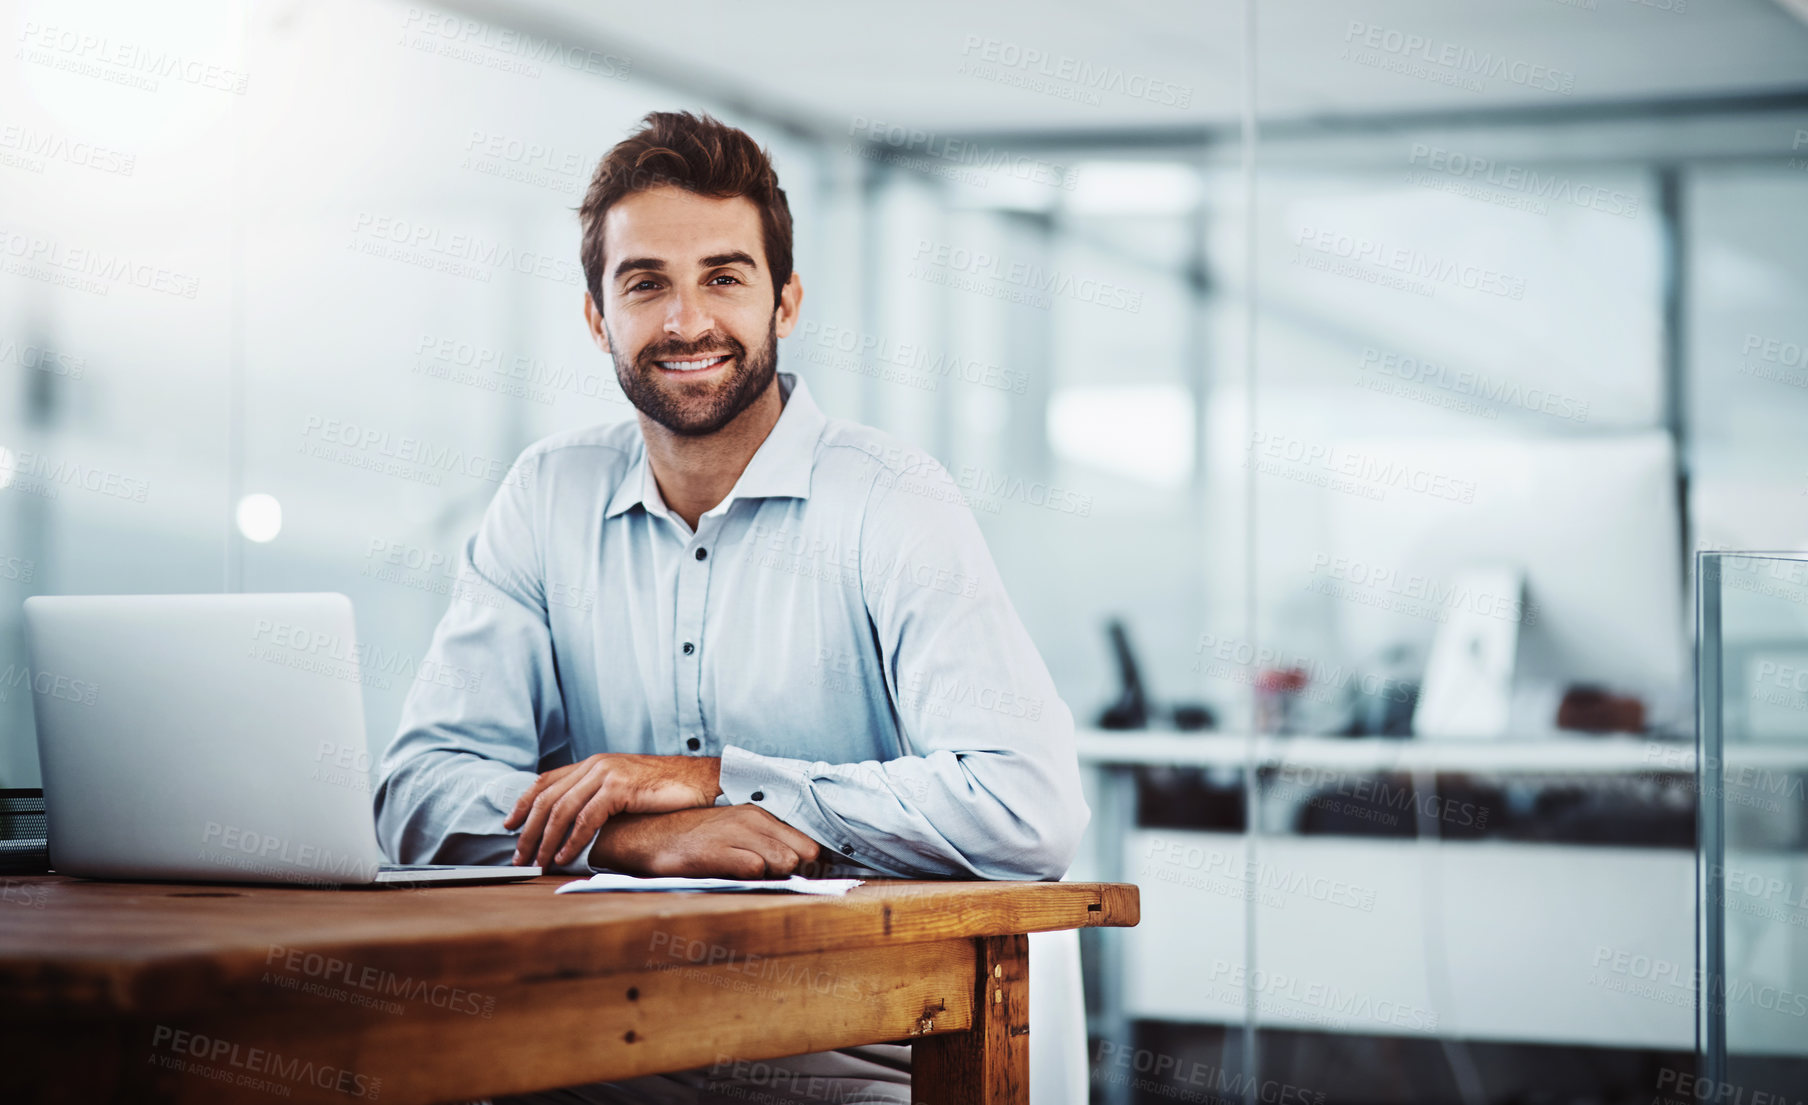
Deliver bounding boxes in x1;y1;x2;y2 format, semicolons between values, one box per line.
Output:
1073;728;1808;1060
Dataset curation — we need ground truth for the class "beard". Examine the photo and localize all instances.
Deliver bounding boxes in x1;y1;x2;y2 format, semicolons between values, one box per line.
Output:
611;314;779;437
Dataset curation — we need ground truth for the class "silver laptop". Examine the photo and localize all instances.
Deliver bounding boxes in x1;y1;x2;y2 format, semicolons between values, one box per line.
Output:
23;592;539;886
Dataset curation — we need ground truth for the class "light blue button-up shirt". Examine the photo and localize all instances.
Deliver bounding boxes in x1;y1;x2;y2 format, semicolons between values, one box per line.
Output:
373;372;1087;880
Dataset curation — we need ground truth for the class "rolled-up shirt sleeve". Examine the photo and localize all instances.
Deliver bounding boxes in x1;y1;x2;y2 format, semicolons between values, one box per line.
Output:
717;454;1089;881
372;448;590;874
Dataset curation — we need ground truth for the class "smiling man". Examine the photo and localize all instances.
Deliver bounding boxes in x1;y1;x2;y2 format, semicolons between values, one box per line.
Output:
373;111;1087;1104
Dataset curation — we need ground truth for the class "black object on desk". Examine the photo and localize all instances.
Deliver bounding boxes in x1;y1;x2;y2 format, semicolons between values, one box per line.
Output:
1095;619;1214;731
1097;620;1149;729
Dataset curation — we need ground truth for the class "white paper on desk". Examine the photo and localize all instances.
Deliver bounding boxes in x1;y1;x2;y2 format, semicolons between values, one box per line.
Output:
554;873;864;896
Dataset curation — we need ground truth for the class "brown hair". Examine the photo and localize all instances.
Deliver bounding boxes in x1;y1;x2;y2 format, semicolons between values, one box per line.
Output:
579;111;793;312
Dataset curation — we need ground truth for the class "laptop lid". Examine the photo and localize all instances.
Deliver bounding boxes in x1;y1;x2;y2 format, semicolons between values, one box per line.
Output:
24;592;389;885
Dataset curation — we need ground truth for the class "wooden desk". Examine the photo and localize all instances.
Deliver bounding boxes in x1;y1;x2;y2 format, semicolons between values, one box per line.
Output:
0;876;1138;1104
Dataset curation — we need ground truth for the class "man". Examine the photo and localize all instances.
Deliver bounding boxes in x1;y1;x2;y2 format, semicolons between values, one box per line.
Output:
374;110;1087;1105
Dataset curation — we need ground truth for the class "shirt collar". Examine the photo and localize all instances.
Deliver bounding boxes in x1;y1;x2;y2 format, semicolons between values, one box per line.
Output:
604;372;826;522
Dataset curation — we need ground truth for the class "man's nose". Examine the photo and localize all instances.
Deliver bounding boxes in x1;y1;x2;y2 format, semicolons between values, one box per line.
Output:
663;285;716;344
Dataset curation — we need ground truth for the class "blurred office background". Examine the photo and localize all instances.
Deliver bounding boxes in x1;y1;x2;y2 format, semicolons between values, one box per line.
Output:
4;0;1808;1101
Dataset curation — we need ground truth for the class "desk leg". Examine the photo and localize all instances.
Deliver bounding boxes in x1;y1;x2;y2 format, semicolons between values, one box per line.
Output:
913;934;1028;1105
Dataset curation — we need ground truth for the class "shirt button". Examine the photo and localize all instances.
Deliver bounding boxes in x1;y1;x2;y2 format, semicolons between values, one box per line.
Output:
750;791;765;802
695;548;708;561
682;642;695;655
841;844;855;856
686;737;701;751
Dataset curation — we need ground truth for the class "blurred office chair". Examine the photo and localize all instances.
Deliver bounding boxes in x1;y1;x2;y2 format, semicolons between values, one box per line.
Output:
1029;926;1088;1105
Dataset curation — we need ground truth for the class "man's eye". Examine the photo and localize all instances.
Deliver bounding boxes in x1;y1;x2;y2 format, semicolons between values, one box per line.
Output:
708;274;742;286
629;279;660;292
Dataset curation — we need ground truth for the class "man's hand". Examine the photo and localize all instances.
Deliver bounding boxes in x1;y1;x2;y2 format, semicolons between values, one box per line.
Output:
504;753;722;867
588;806;823;879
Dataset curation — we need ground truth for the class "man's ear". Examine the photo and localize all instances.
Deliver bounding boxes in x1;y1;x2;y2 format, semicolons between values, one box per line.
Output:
774;272;804;340
582;292;613;357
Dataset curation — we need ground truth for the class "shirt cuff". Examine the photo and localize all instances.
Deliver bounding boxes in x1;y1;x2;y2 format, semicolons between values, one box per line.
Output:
718;744;810;825
544;829;602;876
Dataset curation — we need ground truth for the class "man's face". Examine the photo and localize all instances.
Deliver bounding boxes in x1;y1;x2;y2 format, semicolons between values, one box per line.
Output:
586;185;800;437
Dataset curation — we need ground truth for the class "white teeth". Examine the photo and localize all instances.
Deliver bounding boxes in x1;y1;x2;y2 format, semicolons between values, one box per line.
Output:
658;355;728;372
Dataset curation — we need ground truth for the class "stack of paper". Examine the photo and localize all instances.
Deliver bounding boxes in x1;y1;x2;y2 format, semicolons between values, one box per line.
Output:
554;873;864;896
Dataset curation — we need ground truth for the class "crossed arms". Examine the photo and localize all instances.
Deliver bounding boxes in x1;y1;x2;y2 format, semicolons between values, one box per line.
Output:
502;753;823;878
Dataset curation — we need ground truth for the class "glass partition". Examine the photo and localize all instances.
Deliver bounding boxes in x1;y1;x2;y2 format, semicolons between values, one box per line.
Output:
1698;551;1808;1094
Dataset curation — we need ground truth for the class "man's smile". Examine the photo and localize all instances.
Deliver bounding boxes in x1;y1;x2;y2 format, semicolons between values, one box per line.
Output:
655;354;733;374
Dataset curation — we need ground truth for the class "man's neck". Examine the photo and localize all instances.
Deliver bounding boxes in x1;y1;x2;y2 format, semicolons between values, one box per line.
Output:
640;376;784;532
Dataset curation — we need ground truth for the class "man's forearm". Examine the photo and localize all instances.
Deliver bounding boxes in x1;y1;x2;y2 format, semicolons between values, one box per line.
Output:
583;805;828;879
585;811;666;872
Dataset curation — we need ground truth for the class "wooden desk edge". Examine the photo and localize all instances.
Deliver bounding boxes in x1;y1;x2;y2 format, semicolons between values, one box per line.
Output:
0;878;1139;1019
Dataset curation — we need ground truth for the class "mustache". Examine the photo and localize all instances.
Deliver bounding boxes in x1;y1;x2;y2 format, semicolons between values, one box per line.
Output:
637;334;745;366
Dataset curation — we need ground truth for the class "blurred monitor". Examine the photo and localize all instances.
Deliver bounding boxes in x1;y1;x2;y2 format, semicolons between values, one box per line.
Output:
1322;431;1684;726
